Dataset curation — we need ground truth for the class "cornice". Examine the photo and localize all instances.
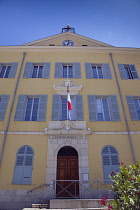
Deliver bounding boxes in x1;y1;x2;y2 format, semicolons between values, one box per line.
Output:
0;46;140;54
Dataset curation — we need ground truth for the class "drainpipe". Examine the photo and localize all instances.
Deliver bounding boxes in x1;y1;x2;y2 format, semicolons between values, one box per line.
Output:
0;52;26;164
109;53;136;164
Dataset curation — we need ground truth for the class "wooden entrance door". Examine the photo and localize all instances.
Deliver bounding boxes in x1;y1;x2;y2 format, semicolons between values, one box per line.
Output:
56;147;79;198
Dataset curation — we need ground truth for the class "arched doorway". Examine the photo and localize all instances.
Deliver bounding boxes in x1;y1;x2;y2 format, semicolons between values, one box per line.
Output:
56;146;79;198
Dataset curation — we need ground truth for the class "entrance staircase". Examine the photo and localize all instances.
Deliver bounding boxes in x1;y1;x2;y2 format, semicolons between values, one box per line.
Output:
23;199;109;210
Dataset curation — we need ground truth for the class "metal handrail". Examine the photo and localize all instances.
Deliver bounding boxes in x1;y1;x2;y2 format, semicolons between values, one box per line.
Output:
27;183;52;194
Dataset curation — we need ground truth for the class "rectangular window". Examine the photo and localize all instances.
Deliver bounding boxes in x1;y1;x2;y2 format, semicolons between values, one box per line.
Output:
61;96;75;120
124;65;138;79
92;65;104;79
134;99;140;120
31;65;43;78
96;98;110;121
24;97;39;121
0;65;11;78
63;65;73;78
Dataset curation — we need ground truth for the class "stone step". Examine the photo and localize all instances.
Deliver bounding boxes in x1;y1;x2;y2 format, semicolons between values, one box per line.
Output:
23;208;108;210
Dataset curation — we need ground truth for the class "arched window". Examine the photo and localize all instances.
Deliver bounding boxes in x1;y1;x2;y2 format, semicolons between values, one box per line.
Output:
12;146;34;185
102;145;119;182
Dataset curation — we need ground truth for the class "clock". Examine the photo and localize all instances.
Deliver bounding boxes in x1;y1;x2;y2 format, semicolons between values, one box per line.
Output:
62;40;74;46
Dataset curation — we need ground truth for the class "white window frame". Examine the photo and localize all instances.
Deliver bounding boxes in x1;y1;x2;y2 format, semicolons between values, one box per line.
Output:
124;64;138;79
92;64;104;79
24;97;39;121
96;96;111;121
60;95;75;120
133;97;140;120
31;65;43;78
0;65;11;78
62;64;73;78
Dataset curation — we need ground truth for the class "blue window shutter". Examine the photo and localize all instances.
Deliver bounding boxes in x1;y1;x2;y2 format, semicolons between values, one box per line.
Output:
23;165;32;185
73;63;81;78
12;166;24;184
108;95;121;121
126;96;138;120
75;95;84;120
52;95;61;120
14;95;27;121
88;95;97;121
55;63;63;78
42;62;51;78
8;63;18;78
37;95;47;121
0;95;10;121
85;63;93;78
130;65;138;79
102;63;112;79
23;62;34;78
118;64;127;79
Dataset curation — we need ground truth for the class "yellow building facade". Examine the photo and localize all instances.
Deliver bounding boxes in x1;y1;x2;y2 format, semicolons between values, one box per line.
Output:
0;26;140;209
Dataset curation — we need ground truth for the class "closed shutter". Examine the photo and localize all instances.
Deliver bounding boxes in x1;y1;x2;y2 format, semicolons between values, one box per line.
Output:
88;95;97;121
73;63;81;78
75;95;84;120
102;145;119;183
14;95;27;121
130;65;138;79
8;63;18;78
118;64;127;79
12;146;34;185
126;96;138;120
55;63;63;78
108;95;121;121
52;95;61;120
42;62;51;78
37;95;47;121
0;95;10;121
102;63;112;79
85;63;93;78
23;62;34;78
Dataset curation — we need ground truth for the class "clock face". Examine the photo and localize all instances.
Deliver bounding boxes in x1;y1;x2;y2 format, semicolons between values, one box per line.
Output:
62;40;74;46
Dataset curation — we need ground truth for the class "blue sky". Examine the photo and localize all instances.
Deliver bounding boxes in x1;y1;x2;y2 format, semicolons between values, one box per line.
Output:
0;0;140;47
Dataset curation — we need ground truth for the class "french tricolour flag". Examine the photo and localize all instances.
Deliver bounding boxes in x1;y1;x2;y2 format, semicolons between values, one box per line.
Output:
67;90;72;111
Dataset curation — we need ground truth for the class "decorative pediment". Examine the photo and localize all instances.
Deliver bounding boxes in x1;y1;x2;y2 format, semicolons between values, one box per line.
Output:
53;79;82;95
44;121;91;137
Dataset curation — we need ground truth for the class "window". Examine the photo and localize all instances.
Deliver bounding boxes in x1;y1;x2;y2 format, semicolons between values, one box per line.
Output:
31;65;43;78
0;63;18;78
12;146;34;185
85;63;112;79
96;98;110;121
118;64;138;79
63;65;73;78
25;97;39;121
102;145;119;183
52;95;83;121
126;96;140;120
14;95;48;121
0;95;10;121
55;62;81;78
88;95;121;121
23;62;50;78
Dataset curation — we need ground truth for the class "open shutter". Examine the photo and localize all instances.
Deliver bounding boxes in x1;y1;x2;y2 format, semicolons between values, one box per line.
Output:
75;95;83;120
55;63;63;78
73;63;81;78
37;95;47;121
88;95;97;121
85;63;93;78
130;65;138;79
14;95;27;121
0;95;10;121
52;95;61;120
12;166;24;184
23;62;34;78
102;63;112;79
126;96;138;120
42;62;51;78
108;95;121;121
118;64;127;79
8;63;18;78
